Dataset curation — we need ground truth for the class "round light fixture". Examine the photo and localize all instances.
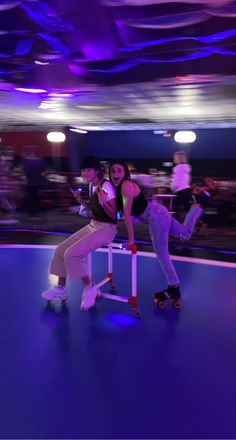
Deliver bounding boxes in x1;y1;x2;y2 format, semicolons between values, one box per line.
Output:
174;131;196;143
47;132;66;142
15;87;47;94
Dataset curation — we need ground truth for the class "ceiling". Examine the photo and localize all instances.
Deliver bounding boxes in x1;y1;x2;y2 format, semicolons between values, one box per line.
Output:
0;0;236;131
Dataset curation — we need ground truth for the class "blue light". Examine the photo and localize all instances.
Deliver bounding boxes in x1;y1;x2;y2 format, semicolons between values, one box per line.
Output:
107;312;139;328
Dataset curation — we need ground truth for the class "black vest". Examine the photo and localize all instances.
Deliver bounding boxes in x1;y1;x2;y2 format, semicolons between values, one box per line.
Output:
91;180;117;224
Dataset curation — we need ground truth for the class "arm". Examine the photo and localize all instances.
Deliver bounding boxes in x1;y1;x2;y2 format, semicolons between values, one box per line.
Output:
99;197;117;219
121;181;135;245
70;188;92;210
96;185;117;219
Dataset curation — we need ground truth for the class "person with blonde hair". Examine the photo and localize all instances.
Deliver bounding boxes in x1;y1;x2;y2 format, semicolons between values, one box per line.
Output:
171;151;193;218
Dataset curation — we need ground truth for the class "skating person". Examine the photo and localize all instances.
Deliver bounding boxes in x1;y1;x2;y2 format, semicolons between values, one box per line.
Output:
109;159;207;308
171;151;193;219
42;156;117;310
192;177;219;235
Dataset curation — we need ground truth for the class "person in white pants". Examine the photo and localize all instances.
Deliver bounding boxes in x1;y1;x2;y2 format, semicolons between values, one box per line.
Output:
42;156;117;310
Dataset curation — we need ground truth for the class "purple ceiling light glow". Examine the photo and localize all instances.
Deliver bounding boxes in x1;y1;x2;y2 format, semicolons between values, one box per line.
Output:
15;87;47;93
48;92;73;97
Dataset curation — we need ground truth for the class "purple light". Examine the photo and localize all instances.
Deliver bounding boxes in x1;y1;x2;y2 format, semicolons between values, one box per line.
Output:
48;93;73;97
15;87;47;93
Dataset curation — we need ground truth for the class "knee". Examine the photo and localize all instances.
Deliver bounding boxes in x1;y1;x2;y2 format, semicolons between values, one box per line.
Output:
154;248;169;262
53;245;64;260
64;246;85;263
180;229;191;241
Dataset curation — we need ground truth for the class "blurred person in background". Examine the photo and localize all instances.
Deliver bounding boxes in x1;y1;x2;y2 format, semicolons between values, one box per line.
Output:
22;146;48;218
192;177;219;234
171;151;193;219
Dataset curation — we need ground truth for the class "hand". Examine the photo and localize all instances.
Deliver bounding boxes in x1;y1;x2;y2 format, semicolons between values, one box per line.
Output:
70;187;82;203
96;186;108;205
121;240;134;250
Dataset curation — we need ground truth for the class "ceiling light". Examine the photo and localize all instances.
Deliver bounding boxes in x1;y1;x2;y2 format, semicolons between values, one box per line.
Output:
70;128;88;134
47;132;66;142
48;93;73;97
153;130;167;135
174;131;196;143
15;87;47;94
42;113;67;120
34;60;50;65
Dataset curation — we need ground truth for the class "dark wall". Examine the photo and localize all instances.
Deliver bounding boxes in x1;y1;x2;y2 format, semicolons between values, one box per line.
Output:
86;129;236;159
1;128;235;176
83;128;236;177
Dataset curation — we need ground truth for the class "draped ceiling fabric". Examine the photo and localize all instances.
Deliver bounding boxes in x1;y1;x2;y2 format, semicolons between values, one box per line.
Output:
0;0;236;89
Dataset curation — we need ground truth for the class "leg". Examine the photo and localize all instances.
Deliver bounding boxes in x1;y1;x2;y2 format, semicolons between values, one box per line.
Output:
145;203;202;307
182;188;194;212
64;221;117;310
27;186;40;217
145;203;180;286
64;221;117;280
172;192;183;220
169;204;203;240
42;223;99;301
49;223;96;279
42;221;117;304
173;188;193;220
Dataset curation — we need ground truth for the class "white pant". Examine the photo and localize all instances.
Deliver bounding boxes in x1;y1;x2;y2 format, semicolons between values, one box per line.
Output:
50;219;117;279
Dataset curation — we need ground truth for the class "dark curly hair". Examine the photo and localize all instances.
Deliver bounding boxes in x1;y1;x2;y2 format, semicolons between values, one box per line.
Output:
108;159;130;186
108;159;131;212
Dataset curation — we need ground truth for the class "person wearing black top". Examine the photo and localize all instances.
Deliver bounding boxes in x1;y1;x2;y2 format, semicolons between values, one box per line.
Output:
109;159;204;306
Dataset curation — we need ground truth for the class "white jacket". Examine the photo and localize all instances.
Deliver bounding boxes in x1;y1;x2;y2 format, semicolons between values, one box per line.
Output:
171;164;191;192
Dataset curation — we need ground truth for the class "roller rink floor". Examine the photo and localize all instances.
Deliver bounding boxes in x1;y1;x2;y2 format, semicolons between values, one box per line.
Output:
0;244;236;439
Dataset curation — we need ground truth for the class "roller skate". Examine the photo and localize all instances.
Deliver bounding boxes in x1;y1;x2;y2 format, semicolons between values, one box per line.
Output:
41;286;68;304
154;285;181;309
80;283;101;310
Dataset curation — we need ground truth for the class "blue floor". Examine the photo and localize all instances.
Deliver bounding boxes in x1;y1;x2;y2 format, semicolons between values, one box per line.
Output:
0;246;236;439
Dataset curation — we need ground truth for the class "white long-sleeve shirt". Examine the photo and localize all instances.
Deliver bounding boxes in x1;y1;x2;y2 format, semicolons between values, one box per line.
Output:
171;164;192;192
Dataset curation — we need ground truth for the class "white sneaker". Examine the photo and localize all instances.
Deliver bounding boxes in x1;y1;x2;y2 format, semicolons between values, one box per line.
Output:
80;284;101;310
41;286;68;301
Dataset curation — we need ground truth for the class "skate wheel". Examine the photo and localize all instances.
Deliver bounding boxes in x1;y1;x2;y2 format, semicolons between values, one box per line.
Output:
158;300;166;309
173;300;181;309
109;284;116;291
133;309;141;318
